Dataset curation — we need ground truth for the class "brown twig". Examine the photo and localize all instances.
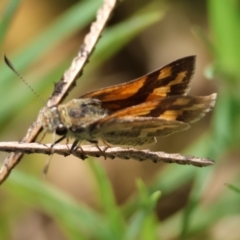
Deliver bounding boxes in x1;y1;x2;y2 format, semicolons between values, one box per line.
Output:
0;0;119;185
0;142;214;167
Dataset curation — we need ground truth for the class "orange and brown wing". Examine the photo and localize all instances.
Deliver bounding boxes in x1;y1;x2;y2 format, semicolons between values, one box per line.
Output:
81;56;196;112
96;94;217;123
89;94;216;145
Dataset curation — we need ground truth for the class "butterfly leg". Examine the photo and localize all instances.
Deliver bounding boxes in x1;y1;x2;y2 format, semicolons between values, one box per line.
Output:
41;135;67;177
71;140;87;160
88;139;107;160
51;135;66;148
102;139;111;148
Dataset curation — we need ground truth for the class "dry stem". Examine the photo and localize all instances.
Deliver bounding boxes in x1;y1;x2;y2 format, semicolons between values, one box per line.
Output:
0;142;214;167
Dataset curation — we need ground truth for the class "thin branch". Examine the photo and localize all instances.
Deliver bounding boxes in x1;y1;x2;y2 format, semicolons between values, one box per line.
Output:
0;0;119;185
0;142;214;167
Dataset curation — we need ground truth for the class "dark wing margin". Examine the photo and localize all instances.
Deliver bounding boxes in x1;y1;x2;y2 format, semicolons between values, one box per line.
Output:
81;56;196;112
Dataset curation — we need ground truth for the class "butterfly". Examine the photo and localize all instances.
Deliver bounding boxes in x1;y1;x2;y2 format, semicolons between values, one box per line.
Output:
38;56;216;150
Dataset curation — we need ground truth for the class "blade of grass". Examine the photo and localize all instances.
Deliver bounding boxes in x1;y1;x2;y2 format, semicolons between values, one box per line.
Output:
208;0;240;77
91;2;166;67
3;170;110;240
161;185;240;239
0;0;21;47
124;179;160;240
226;183;240;195
87;159;126;239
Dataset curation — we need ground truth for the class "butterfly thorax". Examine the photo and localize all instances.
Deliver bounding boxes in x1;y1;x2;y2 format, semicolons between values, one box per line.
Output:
38;98;108;139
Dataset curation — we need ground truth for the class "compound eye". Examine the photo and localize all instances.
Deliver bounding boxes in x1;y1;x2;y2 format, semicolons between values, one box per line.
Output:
56;126;67;136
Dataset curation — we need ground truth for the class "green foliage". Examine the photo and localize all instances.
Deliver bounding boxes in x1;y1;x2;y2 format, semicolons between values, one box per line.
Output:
207;0;240;152
2;163;161;240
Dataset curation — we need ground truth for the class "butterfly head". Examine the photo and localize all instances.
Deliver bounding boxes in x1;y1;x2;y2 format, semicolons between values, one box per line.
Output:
38;98;108;137
38;105;67;136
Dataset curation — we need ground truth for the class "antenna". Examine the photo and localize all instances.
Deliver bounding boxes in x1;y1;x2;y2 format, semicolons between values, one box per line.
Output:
4;55;46;105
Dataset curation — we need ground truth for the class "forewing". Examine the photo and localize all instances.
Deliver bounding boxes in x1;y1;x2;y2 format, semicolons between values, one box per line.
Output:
96;93;217;123
81;56;196;112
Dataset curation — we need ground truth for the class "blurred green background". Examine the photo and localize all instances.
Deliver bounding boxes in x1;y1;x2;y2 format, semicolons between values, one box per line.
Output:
0;0;240;239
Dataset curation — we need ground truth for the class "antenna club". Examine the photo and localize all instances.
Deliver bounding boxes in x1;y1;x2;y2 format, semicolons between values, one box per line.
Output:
4;55;46;105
